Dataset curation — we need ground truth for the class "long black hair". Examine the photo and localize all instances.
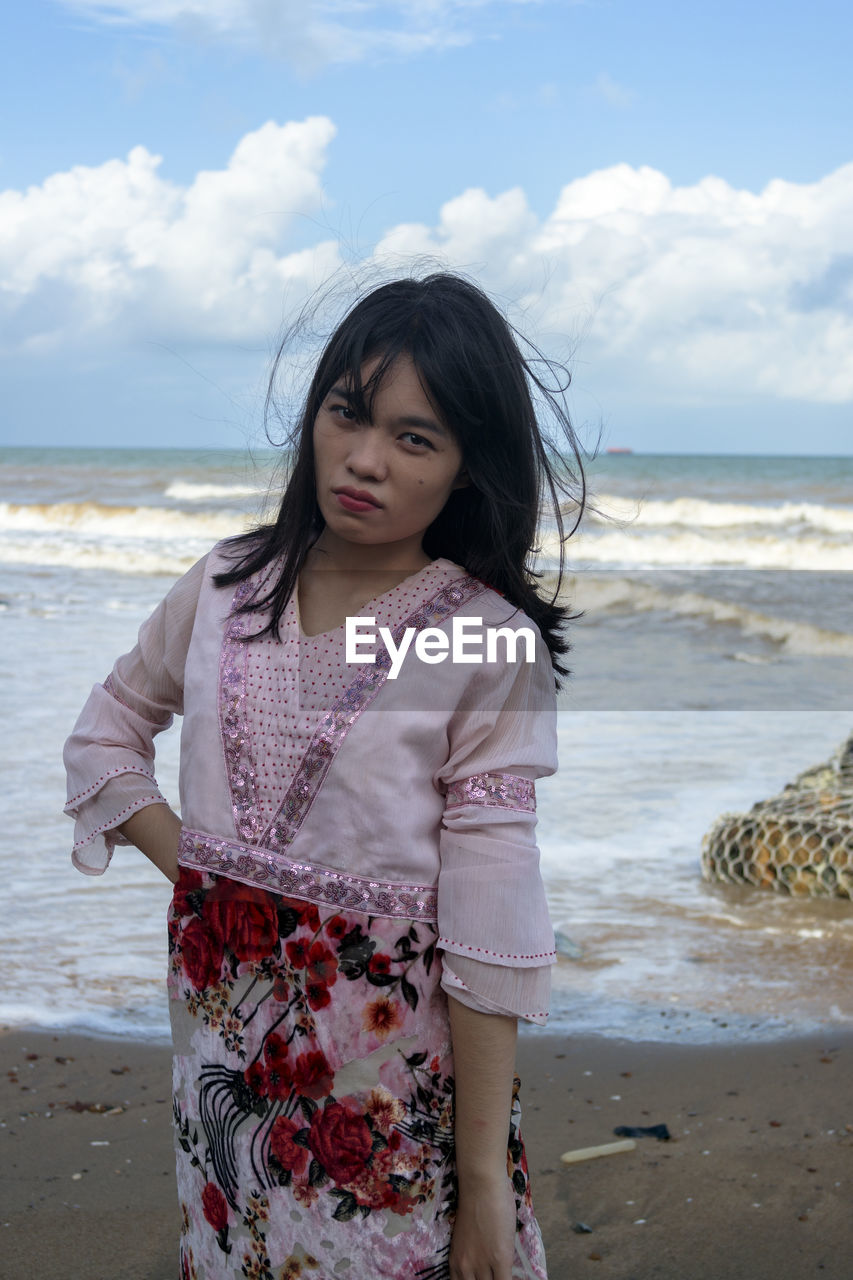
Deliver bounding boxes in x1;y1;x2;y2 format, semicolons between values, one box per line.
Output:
214;271;587;686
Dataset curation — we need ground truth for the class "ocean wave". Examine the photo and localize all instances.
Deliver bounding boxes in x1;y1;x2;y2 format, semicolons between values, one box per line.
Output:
570;574;853;658
0;539;202;576
589;493;853;535
0;500;244;541
165;480;266;503
541;527;853;571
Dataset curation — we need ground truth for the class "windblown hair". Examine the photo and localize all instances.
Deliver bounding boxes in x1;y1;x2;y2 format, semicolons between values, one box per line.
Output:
214;271;587;686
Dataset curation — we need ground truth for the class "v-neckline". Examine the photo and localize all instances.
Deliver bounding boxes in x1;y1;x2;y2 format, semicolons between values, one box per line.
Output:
294;558;453;641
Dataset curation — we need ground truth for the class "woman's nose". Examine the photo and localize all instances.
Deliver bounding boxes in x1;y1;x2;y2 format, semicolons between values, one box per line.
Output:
346;427;389;480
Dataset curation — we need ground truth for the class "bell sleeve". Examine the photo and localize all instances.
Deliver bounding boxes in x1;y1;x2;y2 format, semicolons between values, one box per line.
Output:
434;621;558;1024
63;554;208;875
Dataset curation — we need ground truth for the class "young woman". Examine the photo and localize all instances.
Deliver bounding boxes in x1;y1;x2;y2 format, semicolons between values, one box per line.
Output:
64;273;583;1280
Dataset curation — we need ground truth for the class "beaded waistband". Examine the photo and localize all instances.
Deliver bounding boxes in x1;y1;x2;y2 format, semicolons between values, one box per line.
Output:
177;828;438;922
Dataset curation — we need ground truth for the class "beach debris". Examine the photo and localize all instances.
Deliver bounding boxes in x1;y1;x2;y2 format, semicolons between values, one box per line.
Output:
701;732;853;899
554;930;584;960
613;1123;671;1142
560;1139;636;1165
572;1222;594;1234
588;1252;602;1261
65;1100;123;1114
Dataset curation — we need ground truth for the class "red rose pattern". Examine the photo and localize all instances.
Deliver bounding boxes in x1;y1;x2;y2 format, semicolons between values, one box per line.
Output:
292;1049;335;1101
269;1116;309;1176
201;1181;228;1232
171;880;542;1275
203;879;279;964
172;868;204;919
179;916;224;992
308;1101;373;1185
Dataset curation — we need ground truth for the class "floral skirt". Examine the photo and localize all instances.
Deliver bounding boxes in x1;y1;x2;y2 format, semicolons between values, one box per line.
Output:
168;869;548;1280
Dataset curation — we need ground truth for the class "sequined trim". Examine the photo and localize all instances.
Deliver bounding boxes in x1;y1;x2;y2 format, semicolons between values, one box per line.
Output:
219;577;265;843
178;828;438;921
219;570;488;851
71;793;166;853
65;763;157;809
445;771;536;814
437;935;556;961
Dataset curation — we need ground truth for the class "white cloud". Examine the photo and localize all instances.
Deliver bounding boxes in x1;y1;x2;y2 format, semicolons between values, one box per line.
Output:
3;124;853;404
0;117;340;348
56;0;540;68
374;162;853;404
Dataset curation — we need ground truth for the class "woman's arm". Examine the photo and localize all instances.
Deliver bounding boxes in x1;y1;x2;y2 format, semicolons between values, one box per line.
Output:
64;553;208;875
118;804;182;884
448;995;518;1280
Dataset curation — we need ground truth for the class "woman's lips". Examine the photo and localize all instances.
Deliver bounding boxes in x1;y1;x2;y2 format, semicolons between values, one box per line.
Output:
334;489;382;513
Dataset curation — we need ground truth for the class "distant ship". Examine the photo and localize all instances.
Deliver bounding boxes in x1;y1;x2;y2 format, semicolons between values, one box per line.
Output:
605;447;633;455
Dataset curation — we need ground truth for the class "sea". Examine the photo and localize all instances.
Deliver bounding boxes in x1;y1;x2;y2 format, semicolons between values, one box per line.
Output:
1;446;852;1045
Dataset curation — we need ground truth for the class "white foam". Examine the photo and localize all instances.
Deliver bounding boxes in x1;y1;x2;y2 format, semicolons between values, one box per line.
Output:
0;500;255;573
591;493;853;535
165;480;265;502
541;526;853;571
569;574;853;657
0;500;240;540
0;540;199;576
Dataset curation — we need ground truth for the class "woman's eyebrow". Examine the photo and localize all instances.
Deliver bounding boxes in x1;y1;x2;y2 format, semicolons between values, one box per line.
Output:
327;385;449;439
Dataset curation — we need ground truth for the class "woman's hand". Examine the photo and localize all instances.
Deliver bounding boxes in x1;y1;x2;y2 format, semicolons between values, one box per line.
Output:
450;1171;517;1280
118;804;182;883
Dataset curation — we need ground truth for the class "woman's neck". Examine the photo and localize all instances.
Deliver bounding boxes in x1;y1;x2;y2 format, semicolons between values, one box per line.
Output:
297;533;437;638
305;530;432;577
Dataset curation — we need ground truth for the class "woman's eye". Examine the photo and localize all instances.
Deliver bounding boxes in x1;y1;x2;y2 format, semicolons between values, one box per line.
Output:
401;431;433;449
330;403;357;421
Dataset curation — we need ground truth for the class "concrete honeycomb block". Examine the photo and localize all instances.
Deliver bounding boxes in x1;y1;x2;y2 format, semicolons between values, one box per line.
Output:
700;733;853;900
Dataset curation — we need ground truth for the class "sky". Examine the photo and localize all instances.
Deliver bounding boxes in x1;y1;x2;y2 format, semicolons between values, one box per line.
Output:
2;0;852;454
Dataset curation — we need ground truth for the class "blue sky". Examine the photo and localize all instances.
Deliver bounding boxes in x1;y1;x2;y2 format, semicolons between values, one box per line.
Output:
2;0;852;453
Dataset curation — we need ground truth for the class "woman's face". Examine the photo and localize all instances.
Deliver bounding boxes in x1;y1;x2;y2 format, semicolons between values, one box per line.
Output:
312;354;467;561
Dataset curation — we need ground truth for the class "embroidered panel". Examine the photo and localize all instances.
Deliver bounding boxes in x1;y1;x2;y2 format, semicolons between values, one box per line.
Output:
219;571;488;852
178;828;438;921
445;771;536;814
261;576;488;854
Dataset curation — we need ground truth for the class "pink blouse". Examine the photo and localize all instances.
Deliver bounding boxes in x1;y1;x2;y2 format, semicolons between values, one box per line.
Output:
64;547;559;1023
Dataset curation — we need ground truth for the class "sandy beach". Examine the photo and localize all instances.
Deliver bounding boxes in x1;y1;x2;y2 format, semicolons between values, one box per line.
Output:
2;1027;851;1280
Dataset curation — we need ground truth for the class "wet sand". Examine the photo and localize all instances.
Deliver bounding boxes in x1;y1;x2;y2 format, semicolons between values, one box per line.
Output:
2;1027;851;1279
